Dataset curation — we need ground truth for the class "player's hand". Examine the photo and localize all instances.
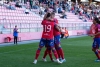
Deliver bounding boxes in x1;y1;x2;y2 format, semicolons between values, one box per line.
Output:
89;34;94;37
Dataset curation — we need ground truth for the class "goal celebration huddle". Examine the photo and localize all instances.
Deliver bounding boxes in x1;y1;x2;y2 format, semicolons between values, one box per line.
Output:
33;12;66;64
33;12;100;64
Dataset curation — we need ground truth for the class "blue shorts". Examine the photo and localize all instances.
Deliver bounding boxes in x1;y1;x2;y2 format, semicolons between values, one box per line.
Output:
54;35;60;45
92;38;100;49
39;38;54;47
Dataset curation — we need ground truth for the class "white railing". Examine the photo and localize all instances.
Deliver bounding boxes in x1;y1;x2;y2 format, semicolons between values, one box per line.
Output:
0;21;92;34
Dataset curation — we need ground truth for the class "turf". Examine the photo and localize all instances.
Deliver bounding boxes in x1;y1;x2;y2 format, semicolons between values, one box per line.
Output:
0;36;100;67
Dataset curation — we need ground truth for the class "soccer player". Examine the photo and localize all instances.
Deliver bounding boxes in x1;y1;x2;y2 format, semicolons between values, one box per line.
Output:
33;13;62;64
51;12;66;62
42;12;56;62
43;12;66;63
89;17;100;62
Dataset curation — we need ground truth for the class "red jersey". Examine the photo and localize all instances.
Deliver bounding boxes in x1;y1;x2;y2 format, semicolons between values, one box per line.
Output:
95;24;100;38
89;24;96;34
41;20;54;39
53;18;61;36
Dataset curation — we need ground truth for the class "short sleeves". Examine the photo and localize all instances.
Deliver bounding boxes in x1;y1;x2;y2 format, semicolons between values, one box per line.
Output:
97;25;100;32
41;20;45;25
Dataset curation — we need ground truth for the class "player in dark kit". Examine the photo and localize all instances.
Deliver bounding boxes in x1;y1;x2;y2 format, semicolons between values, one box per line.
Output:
33;13;62;64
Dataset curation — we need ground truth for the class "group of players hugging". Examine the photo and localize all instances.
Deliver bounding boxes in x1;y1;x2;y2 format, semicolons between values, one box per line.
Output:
33;12;100;64
33;12;66;64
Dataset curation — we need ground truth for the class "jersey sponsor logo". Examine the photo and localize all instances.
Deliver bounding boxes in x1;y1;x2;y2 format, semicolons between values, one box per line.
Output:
44;33;50;36
46;21;50;23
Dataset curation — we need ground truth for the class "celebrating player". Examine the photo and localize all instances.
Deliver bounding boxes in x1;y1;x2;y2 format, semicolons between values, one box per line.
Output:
89;17;100;62
42;12;66;63
33;13;62;64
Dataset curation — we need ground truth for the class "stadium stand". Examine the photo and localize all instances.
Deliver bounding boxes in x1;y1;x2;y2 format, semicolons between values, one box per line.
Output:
0;0;95;43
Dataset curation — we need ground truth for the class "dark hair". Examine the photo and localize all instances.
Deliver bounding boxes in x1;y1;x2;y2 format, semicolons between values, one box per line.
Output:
15;25;17;27
94;17;100;24
46;13;51;18
51;12;55;15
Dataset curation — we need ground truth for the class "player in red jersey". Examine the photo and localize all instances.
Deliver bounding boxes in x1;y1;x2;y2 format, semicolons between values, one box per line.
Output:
89;17;100;62
42;12;66;63
33;13;62;64
89;24;96;35
42;12;54;62
52;12;66;62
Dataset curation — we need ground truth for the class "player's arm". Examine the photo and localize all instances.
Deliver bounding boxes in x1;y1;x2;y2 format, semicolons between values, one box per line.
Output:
55;24;61;32
54;19;61;32
16;29;18;33
90;32;100;37
41;20;45;25
88;24;95;36
93;27;100;36
94;32;100;36
90;26;100;37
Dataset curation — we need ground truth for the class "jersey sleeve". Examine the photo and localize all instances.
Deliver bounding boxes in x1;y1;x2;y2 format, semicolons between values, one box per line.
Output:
41;20;45;25
97;25;100;32
56;19;58;24
54;19;58;26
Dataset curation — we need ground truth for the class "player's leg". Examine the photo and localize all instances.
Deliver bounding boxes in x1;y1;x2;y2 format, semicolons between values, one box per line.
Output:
48;39;62;64
14;36;16;44
43;47;54;62
54;36;61;59
55;45;66;62
97;49;100;53
92;38;100;62
33;38;45;64
56;47;61;59
16;36;18;45
54;35;66;62
42;48;48;62
95;38;100;60
47;47;57;62
94;49;100;62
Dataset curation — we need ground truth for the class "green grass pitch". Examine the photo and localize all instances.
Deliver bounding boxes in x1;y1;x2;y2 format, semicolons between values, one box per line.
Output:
0;36;100;67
